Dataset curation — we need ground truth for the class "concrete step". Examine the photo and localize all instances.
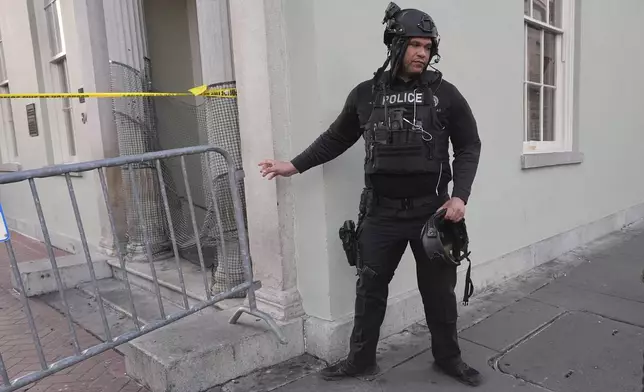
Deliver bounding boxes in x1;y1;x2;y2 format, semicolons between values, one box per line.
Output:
125;307;304;392
40;277;303;392
40;278;185;350
39;285;138;356
108;258;245;312
76;278;186;324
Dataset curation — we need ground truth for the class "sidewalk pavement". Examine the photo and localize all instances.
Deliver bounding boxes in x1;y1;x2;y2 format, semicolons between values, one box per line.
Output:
217;220;644;392
2;222;643;392
0;232;148;392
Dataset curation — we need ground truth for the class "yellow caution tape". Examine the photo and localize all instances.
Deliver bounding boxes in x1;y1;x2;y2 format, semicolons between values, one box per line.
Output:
0;85;237;99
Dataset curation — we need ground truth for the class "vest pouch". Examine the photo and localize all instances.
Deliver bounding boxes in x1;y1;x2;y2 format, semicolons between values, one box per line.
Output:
365;142;440;175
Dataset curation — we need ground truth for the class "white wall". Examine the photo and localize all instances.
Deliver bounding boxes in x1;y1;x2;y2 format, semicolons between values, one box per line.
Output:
280;0;644;321
0;0;107;254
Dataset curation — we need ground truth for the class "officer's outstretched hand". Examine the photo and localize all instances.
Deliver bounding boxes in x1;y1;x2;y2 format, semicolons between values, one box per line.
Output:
438;197;466;222
258;159;299;180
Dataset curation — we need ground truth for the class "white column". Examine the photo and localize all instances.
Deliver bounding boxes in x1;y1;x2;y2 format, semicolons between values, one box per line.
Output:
102;0;170;260
195;0;234;85
103;0;148;72
73;0;127;255
192;0;247;296
228;0;304;321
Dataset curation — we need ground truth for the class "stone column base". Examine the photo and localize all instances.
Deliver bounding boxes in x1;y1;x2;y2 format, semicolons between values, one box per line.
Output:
255;287;305;322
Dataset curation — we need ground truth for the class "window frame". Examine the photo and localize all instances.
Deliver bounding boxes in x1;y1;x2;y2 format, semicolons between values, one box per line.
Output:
44;0;78;164
523;0;576;155
0;32;19;168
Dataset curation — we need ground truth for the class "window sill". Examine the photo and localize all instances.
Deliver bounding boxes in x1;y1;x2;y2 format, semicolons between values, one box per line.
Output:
0;163;22;173
521;151;584;169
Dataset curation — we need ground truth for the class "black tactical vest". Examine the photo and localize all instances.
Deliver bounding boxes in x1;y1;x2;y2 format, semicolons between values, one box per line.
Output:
362;82;447;177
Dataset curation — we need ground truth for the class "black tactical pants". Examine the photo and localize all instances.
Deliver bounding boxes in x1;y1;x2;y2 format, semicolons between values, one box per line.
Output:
347;192;461;368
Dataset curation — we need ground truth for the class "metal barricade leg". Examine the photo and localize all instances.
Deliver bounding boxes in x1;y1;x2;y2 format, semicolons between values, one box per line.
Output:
156;159;190;310
181;156;213;302
29;179;82;355
229;304;288;345
129;163;166;319
221;158;288;345
98;168;141;331
66;174;113;341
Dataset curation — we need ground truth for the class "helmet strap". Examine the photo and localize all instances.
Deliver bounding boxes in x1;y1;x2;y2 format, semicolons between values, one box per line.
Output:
444;219;475;306
372;50;392;95
462;254;474;306
389;37;409;81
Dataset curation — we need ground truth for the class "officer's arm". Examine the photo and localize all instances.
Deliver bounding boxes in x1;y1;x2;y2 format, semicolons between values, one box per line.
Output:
448;89;481;204
290;87;362;173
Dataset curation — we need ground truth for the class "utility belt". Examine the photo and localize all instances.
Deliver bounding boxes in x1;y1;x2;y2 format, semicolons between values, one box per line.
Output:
338;188;443;278
360;187;441;214
369;192;438;211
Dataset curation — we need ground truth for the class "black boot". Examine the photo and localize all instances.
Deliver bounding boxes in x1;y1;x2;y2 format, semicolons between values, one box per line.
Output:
434;358;483;387
320;359;380;381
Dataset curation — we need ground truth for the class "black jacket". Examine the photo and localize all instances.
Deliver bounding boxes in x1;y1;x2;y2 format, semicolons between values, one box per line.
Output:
290;71;481;203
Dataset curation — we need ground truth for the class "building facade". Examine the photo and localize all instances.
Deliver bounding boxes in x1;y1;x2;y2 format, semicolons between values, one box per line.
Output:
1;0;643;386
232;0;644;361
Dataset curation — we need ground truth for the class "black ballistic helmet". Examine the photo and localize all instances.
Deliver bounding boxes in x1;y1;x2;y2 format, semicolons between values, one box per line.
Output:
420;209;475;305
373;2;442;90
382;2;441;61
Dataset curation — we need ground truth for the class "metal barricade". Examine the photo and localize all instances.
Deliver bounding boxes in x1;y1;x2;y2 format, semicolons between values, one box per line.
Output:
0;145;285;392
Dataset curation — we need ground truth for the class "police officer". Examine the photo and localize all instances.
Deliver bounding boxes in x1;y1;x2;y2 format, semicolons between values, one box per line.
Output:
258;2;482;387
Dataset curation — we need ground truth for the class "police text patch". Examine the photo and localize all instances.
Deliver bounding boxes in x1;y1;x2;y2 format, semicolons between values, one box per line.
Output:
381;92;424;105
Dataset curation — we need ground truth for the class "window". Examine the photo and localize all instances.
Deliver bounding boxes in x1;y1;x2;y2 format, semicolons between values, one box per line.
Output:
45;0;76;161
523;0;575;153
0;31;19;165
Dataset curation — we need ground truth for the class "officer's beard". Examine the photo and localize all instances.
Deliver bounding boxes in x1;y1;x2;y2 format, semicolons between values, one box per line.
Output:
398;61;428;81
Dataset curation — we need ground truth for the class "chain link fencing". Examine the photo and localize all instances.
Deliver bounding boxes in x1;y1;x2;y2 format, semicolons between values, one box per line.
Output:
108;59;246;297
